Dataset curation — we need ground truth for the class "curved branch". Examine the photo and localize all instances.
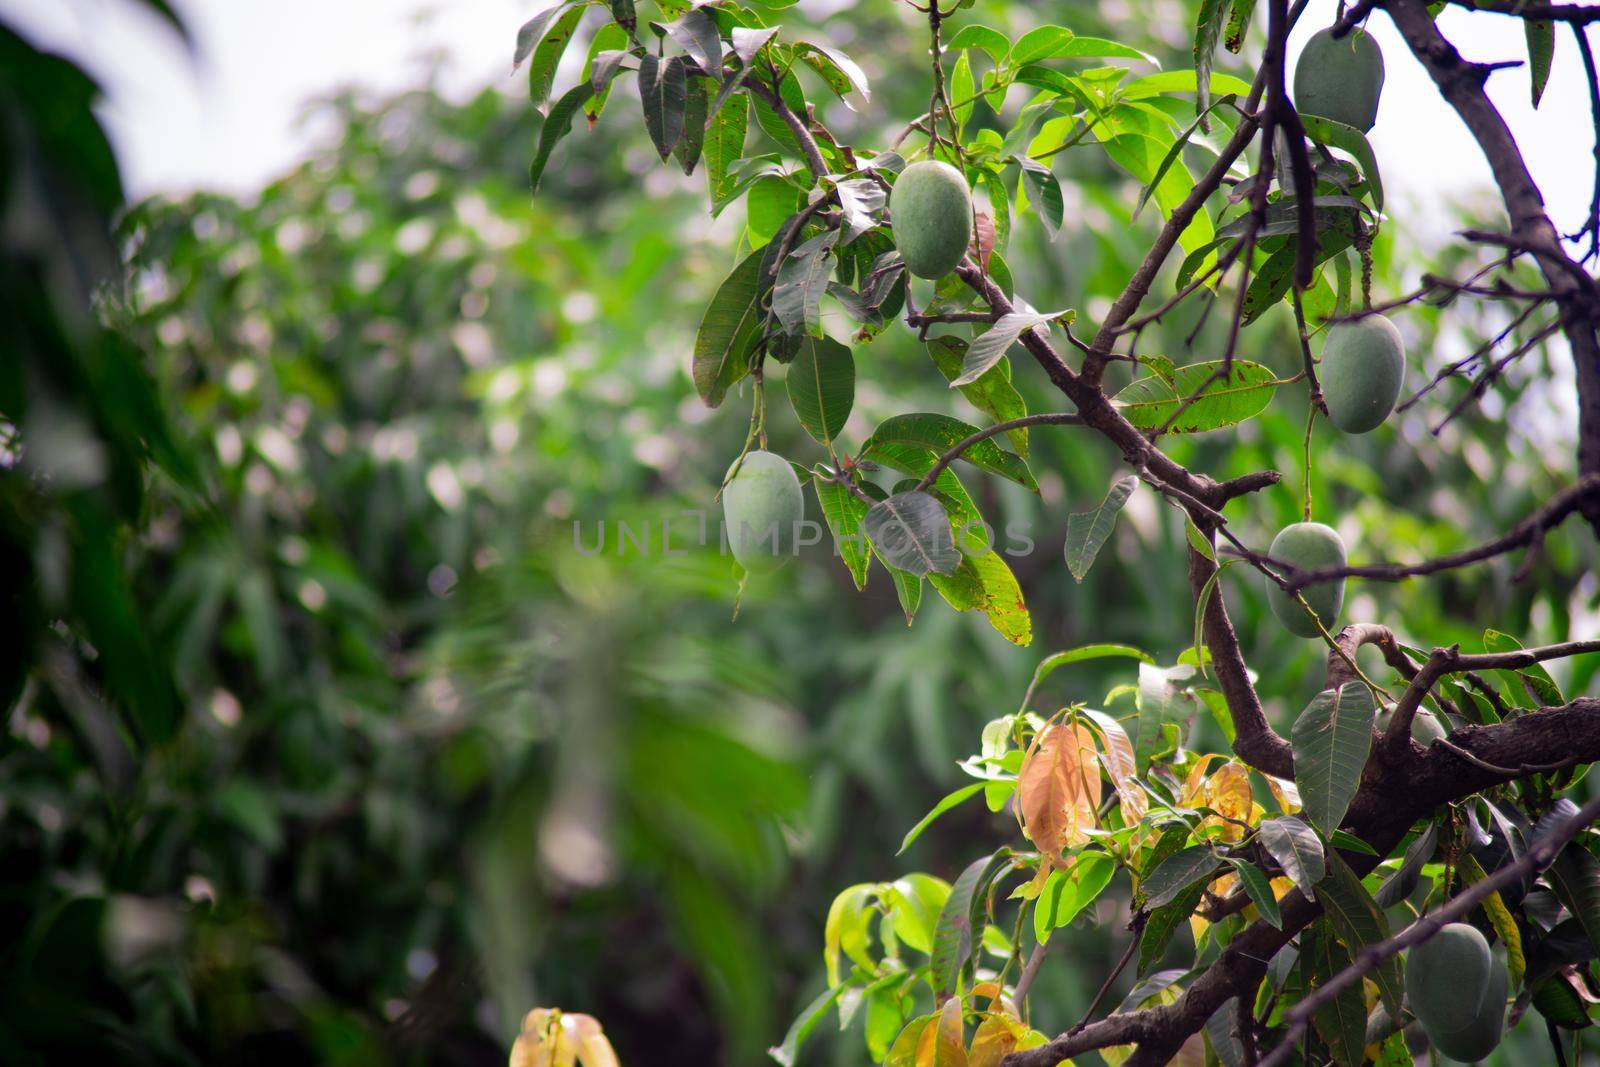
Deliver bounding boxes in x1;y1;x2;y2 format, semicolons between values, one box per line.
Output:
1284;473;1600;591
1442;0;1600;22
1383;640;1600;748
911;413;1085;492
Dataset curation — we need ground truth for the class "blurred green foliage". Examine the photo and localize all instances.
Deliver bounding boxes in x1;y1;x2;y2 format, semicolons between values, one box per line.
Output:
1;3;1596;1066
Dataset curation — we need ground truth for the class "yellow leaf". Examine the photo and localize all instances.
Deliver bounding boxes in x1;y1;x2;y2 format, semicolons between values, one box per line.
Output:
968;1012;1027;1067
1017;723;1100;854
1179;754;1221;807
918;997;968;1067
1203;761;1252;842
1190;871;1235;941
1460;854;1526;989
824;883;877;985
1265;774;1301;814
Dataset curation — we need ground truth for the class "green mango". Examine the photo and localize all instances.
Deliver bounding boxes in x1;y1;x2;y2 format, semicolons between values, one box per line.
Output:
1321;313;1405;434
1265;522;1346;638
1294;26;1385;132
1406;923;1495;1037
1423;945;1508;1062
889;160;973;279
722;450;803;572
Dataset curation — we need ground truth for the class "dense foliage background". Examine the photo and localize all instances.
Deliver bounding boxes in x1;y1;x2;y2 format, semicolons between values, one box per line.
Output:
2;1;1596;1065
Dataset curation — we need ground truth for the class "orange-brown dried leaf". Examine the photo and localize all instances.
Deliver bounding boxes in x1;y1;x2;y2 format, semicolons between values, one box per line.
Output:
1018;723;1100;854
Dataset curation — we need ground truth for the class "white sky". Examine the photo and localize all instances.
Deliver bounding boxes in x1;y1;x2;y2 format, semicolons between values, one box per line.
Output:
1;0;1595;243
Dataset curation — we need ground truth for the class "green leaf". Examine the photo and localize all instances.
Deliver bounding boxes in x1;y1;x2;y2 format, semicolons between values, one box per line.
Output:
1133;95;1236;222
1484;628;1564;706
946;24;1011;65
674;74;710;175
1141;845;1223;908
1014;155;1064;236
1319;851;1404;1020
861;413;1037;492
865;492;960;577
1010;25;1076;65
1140;880;1205;973
931;851;1010;993
692;249;765;406
1112;360;1279;433
1225;0;1257;52
1300;114;1384;215
513;0;585;71
925;337;1029;456
704;91;747;200
812;467;871;589
773;229;839;336
768;982;847;1066
1064;475;1138;581
954;549;1033;646
1302;920;1367;1067
1375;821;1439;907
950;50;975;135
882;873;950;954
1257;816;1325;897
1548;844;1600;958
664;9;721;78
1035;851;1116;943
883;554;923;623
528;3;588;110
824;883;876;985
786;335;854;443
583;27;633;121
1527;19;1555;107
1229;858;1281;928
955;309;1064;387
793;43;871;108
899;783;986;855
1022;644;1154;711
1290;683;1375;832
529;82;597;195
639;53;688;160
1193;0;1226;125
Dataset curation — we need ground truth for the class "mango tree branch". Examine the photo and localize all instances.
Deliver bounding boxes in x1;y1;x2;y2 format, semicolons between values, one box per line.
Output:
910;413;1086;492
1257;789;1600;1067
1282;473;1600;591
1382;639;1600;748
1380;0;1600;535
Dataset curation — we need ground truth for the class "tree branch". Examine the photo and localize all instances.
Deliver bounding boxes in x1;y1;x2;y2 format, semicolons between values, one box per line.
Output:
1383;640;1600;748
1283;473;1600;590
1442;0;1600;22
1381;0;1600;535
911;413;1085;492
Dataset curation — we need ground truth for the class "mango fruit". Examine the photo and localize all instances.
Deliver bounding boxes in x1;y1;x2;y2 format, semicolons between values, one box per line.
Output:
723;450;803;572
890;160;973;279
1406;922;1494;1032
1294;27;1385;132
1265;522;1346;637
1406;923;1506;1062
1321;314;1405;434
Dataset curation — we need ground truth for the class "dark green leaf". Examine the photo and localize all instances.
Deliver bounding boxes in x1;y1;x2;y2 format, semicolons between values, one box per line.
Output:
1014;155;1063;236
528;3;588;109
925;337;1029;456
1319;852;1404;1019
786;335;854;443
1527;19;1555;107
704;92;748;199
1140;880;1205;973
674;75;710;175
1142;845;1223;908
529;82;596;195
1225;0;1258;52
1302;921;1367;1067
1258;816;1325;897
774;229;839;336
1193;0;1226;125
1064;475;1137;581
639;53;688;159
861;413;1036;491
864;492;959;577
1547;844;1600;958
1229;859;1281;928
665;9;722;78
1290;682;1375;832
692;249;765;406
